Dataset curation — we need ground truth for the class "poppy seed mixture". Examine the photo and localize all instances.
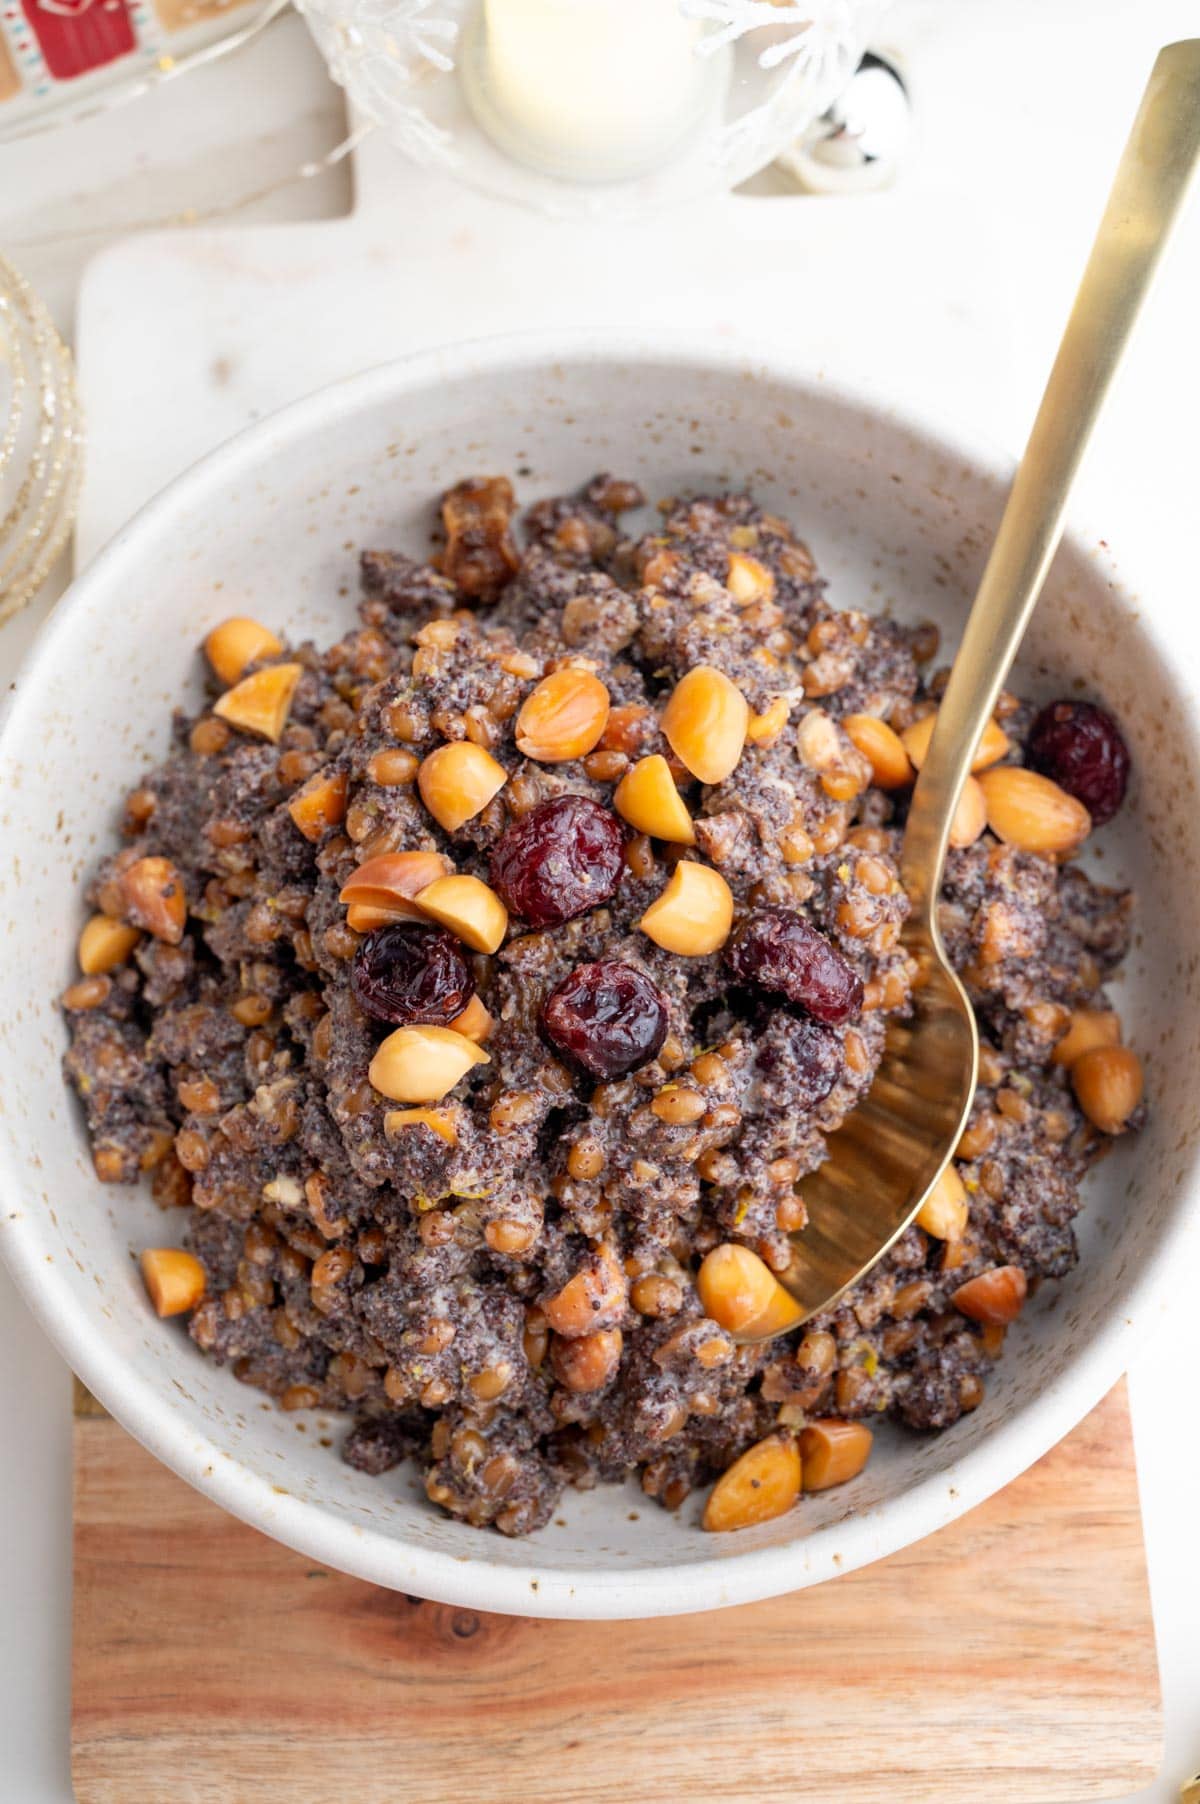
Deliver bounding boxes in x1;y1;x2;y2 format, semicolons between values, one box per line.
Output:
61;473;1143;1536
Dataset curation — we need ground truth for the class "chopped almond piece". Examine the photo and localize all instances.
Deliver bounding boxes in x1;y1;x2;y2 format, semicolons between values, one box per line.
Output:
339;851;454;923
448;995;494;1043
141;1248;206;1317
613;754;695;844
952;1265;1028;1326
697;1244;803;1341
639;861;733;956
415;873;508;953
213;662;303;743
287;768;349;841
703;1434;801;1532
204;617;283;686
799;1420;873;1490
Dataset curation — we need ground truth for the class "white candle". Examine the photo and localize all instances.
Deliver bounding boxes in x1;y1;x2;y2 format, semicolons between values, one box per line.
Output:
473;0;707;183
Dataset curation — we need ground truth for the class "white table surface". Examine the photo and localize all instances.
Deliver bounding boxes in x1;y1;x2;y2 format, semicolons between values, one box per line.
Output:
2;4;1199;1800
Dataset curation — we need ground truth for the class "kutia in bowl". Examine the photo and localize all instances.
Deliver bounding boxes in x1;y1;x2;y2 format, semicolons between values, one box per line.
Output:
61;469;1139;1539
0;335;1195;1619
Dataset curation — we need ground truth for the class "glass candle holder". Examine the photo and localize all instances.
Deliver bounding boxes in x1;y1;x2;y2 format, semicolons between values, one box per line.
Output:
297;0;887;219
0;258;84;625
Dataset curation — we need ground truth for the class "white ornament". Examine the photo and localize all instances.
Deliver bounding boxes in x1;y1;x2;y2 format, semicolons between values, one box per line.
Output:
349;0;458;73
682;0;886;72
680;0;888;167
296;0;460;166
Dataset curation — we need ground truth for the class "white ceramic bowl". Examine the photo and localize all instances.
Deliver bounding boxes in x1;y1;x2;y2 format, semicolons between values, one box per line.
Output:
2;334;1198;1620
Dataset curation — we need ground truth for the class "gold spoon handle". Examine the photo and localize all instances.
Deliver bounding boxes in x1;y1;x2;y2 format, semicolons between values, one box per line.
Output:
901;38;1200;923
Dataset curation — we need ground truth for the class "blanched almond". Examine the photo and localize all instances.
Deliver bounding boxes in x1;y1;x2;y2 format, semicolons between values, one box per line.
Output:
978;766;1091;855
1071;1044;1143;1134
344;903;396;933
448;994;494;1043
203;616;283;686
639;860;733;956
612;754;695;844
843;714;913;789
702;1433;801;1532
661;666;749;785
1051;1008;1121;1069
902;711;1010;772
213;662;303;742
697;1243;804;1340
417;741;507;831
287;768;348;841
140;1247;206;1317
914;1163;969;1241
948;775;988;848
515;668;610;763
415;873;508;953
339;850;453;923
78;913;140;975
799;1420;873;1491
368;1024;490;1103
952;1264;1027;1325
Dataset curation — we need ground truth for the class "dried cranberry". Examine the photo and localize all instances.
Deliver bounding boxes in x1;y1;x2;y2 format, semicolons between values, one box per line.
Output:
753;1010;841;1110
1027;699;1130;825
490;795;625;927
351;923;474;1027
540;961;669;1080
725;906;863;1024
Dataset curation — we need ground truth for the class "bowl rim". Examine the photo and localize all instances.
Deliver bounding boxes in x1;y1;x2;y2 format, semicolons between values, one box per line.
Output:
0;326;1193;1619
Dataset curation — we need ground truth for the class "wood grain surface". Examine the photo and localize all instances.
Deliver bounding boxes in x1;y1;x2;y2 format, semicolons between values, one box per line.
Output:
72;1383;1161;1804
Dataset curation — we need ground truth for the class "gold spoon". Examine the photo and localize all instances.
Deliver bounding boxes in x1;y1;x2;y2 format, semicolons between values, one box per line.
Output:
771;38;1200;1325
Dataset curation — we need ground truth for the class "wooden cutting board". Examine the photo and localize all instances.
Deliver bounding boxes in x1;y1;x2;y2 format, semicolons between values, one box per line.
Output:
72;1381;1161;1804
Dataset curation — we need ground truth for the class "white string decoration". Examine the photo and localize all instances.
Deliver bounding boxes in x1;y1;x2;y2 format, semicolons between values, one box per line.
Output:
682;0;884;69
296;0;462;166
351;0;459;72
680;0;889;166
